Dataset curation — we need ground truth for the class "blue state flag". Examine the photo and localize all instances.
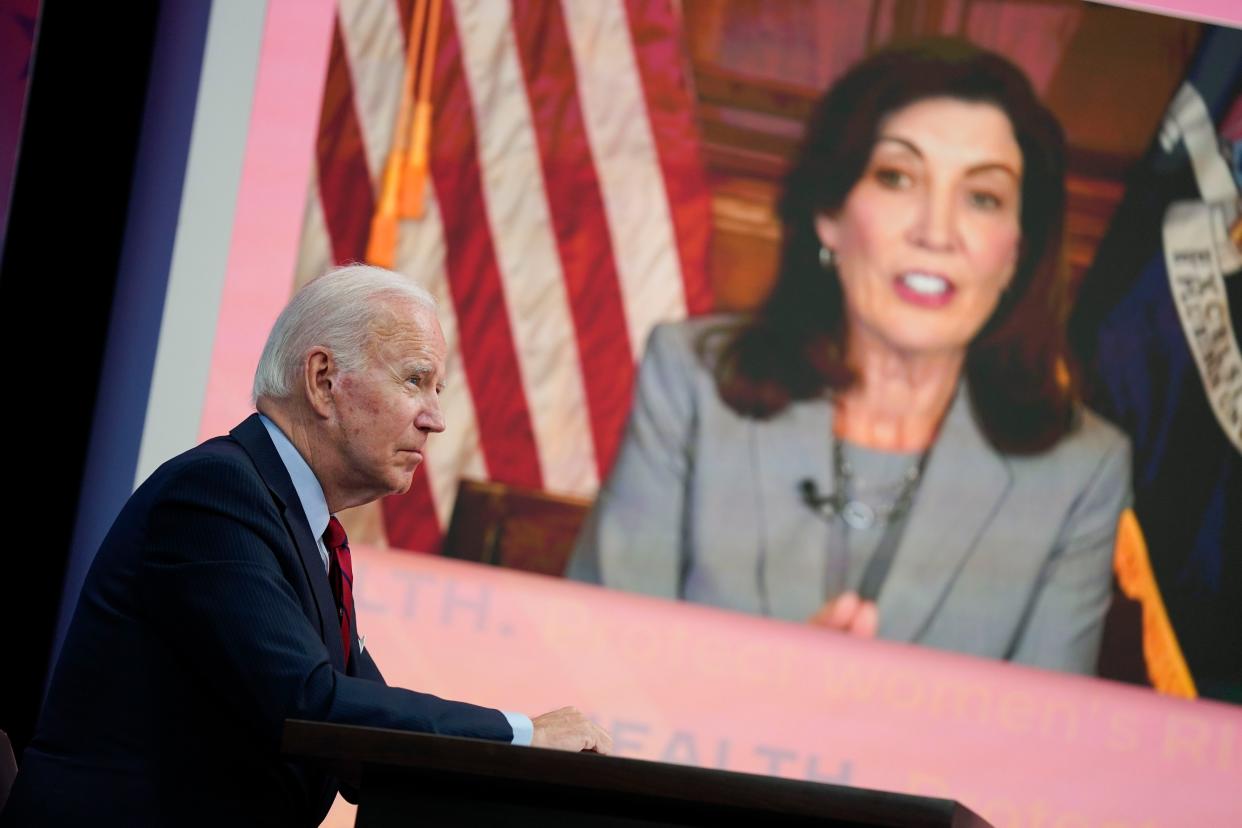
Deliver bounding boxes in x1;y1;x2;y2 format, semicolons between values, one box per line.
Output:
1071;25;1242;703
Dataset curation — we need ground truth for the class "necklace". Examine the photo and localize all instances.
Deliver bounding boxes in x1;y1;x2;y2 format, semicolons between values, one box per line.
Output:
831;436;926;530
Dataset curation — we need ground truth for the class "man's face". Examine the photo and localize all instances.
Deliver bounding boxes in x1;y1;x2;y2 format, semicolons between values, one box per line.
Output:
330;299;447;505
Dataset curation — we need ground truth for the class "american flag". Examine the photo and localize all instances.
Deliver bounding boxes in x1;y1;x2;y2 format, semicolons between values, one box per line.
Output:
294;0;713;552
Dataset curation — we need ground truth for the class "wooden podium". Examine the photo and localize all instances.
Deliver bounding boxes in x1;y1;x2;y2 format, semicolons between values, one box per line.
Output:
283;720;992;827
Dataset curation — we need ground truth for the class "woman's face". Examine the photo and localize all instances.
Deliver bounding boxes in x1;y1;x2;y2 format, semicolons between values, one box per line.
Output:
815;97;1023;361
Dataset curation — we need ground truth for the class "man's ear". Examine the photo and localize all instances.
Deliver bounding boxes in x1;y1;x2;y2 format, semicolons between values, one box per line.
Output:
304;347;336;419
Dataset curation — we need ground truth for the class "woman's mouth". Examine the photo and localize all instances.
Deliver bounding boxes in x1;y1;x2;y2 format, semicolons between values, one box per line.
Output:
893;272;955;307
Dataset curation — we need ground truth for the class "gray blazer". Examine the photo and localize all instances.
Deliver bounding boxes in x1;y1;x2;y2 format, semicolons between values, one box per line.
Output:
568;318;1132;675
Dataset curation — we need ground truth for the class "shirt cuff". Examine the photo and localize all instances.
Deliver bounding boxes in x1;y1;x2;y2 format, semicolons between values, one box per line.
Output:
503;711;533;746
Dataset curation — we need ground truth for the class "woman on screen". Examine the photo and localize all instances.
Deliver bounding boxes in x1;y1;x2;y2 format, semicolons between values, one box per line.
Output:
567;39;1131;676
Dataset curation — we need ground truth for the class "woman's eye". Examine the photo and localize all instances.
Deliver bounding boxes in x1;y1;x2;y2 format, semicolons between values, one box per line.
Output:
969;190;1003;210
874;167;912;189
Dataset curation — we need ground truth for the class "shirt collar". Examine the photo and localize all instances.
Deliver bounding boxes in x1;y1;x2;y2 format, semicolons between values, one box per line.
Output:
259;413;331;542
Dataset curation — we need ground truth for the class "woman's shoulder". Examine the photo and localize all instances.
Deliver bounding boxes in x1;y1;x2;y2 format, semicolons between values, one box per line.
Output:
644;313;749;370
1010;401;1132;486
1065;404;1131;458
647;313;745;347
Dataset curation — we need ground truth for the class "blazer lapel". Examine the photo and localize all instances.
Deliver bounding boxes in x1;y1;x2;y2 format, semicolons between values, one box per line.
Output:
878;384;1013;642
230;414;345;670
753;397;834;620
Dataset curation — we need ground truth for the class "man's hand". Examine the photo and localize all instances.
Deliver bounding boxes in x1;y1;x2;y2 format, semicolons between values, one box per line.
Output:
530;707;613;754
807;591;878;638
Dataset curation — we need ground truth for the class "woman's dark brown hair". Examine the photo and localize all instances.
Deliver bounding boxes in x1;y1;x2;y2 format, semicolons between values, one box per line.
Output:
709;38;1076;454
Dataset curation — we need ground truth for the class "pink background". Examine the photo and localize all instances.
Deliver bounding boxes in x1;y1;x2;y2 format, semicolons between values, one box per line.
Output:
202;1;1242;825
336;546;1242;827
1102;0;1242;27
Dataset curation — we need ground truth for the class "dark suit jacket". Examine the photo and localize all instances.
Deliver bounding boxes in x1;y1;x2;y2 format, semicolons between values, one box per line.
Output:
4;415;511;827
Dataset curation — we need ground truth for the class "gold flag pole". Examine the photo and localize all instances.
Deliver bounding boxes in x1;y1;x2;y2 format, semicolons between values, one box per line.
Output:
399;0;442;219
366;0;430;267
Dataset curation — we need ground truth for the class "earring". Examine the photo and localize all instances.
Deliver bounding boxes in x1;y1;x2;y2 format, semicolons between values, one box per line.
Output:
818;246;836;269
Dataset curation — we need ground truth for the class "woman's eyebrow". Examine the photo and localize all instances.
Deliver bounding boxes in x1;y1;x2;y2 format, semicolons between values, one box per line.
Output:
874;136;1019;179
964;162;1021;180
873;135;922;157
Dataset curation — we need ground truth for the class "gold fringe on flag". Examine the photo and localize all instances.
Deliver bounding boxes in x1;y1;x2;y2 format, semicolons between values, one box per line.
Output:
1113;508;1197;698
366;0;432;268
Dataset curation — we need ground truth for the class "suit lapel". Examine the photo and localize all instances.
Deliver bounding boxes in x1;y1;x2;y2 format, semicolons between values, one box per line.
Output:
753;397;834;619
230;414;345;670
878;384;1012;642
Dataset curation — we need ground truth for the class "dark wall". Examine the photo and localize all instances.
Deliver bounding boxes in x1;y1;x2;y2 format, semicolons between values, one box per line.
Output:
1;0;160;759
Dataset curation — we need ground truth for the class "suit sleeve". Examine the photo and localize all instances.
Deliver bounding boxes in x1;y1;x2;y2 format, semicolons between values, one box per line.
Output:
566;323;699;598
1008;429;1133;674
136;455;513;752
352;646;385;684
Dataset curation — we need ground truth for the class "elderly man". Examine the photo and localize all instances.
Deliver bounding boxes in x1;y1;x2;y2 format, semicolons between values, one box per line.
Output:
5;266;611;827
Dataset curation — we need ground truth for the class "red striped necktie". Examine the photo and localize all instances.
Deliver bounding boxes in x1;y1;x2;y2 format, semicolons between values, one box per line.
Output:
324;516;354;668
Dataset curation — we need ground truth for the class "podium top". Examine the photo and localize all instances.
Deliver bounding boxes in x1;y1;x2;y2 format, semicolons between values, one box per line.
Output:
283;719;992;827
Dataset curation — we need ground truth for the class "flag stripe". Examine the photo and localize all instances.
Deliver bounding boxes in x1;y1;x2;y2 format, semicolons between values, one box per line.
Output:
560;0;689;361
393;176;486;533
379;464;442;552
623;0;714;316
304;1;441;552
451;0;598;495
294;173;334;288
385;0;535;548
300;0;712;550
429;0;544;488
512;0;635;477
316;18;376;266
338;0;406;189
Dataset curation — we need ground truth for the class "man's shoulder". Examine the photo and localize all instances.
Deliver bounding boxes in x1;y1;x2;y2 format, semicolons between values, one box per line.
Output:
91;425;287;576
143;415;271;478
135;424;274;510
146;433;251;481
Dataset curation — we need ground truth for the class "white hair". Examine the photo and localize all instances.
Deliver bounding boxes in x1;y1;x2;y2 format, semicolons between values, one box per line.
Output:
252;264;437;403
